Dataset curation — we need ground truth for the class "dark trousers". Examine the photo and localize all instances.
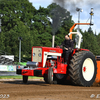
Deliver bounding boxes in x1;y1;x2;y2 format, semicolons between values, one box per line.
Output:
65;50;72;62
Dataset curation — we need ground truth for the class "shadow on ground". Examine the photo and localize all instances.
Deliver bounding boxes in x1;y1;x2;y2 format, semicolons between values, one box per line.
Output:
2;79;100;87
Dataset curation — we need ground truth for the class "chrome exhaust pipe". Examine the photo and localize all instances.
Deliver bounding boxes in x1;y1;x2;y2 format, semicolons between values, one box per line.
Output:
26;61;38;67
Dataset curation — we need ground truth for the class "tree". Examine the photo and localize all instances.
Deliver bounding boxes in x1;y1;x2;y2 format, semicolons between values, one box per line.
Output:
47;3;74;46
81;30;100;55
31;6;52;47
0;0;36;56
0;0;99;59
96;33;100;55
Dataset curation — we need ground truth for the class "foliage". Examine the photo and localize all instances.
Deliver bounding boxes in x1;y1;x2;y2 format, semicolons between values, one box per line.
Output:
81;29;100;55
0;0;36;57
47;3;74;46
0;0;100;61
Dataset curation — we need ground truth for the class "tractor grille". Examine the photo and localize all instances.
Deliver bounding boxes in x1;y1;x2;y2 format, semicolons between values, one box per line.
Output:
32;48;42;62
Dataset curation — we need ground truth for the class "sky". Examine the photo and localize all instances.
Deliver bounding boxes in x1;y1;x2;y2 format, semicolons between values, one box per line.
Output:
29;0;100;35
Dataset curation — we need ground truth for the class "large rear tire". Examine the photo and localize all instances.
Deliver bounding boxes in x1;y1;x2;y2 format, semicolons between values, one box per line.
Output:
68;51;97;87
23;76;28;83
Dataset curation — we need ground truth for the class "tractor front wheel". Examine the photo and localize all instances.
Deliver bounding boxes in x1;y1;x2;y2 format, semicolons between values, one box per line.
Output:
23;76;28;83
44;67;54;84
48;67;54;84
44;68;67;84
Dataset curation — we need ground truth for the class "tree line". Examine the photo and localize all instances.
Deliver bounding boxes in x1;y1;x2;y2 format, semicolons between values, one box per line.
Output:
0;0;100;60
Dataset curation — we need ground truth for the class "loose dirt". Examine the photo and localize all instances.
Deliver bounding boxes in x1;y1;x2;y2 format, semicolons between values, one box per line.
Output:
0;79;100;100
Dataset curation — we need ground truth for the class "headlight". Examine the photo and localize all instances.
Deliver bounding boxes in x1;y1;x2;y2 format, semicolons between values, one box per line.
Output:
38;53;42;57
33;53;35;56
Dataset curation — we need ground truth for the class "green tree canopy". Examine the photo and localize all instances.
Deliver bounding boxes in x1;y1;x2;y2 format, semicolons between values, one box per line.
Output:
0;0;100;60
81;29;100;55
0;0;36;56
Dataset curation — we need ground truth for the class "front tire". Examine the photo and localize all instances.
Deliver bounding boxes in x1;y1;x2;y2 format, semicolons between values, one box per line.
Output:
44;67;54;84
23;76;28;83
69;51;97;87
48;67;53;84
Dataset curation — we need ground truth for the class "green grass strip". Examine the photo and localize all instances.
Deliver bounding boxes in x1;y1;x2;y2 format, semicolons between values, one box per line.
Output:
0;76;43;79
14;62;27;66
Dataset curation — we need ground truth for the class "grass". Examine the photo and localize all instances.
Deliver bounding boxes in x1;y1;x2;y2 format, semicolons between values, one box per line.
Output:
0;76;43;79
14;62;27;66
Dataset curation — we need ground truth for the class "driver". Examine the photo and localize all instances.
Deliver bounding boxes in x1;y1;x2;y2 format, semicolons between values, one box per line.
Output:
60;35;74;64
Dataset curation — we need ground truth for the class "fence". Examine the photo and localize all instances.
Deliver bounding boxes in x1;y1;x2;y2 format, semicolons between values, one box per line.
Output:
0;50;28;76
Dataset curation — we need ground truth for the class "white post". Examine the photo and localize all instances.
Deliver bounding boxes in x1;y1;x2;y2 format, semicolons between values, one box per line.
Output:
52;35;55;47
0;19;1;33
19;39;21;62
18;37;22;62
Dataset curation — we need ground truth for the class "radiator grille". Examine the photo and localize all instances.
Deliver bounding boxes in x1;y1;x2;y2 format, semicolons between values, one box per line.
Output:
32;48;42;62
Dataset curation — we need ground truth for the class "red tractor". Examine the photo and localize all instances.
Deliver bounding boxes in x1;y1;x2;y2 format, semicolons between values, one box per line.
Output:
16;23;100;87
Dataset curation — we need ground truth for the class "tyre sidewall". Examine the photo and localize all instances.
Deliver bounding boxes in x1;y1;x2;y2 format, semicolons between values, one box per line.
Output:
79;52;97;86
48;67;53;84
23;76;28;83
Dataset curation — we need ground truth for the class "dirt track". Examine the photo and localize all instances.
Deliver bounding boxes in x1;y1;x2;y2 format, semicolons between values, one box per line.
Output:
0;79;100;100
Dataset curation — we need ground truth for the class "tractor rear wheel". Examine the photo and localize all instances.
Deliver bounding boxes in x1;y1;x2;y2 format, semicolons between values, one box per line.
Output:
23;76;28;83
69;51;97;87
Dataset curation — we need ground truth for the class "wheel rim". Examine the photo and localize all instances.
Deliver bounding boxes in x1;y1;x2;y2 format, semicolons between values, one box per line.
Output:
82;58;95;81
55;74;65;79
